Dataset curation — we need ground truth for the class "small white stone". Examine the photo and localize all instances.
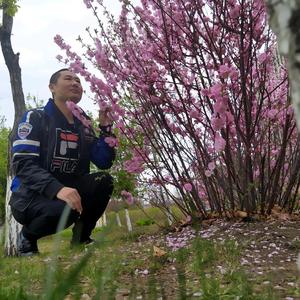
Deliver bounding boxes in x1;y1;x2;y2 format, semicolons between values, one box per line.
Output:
274;285;284;290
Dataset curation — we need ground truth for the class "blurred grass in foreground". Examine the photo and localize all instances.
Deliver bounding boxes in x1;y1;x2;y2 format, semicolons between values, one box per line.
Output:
0;206;288;299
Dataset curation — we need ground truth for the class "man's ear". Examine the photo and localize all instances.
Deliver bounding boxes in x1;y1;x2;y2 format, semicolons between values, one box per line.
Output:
49;83;55;94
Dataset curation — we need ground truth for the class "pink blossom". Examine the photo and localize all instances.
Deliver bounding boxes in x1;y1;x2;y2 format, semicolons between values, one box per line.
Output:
229;5;240;18
56;55;63;62
83;0;94;9
208;162;216;170
214;134;226;152
66;101;92;128
253;169;260;178
124;150;145;174
115;120;125;131
54;34;64;48
205;170;213;177
258;53;268;64
209;83;223;98
190;109;201;119
211;116;225;131
166;227;196;251
226;112;234;124
267;109;277;119
121;190;134;205
183;183;192;192
287;105;294;116
229;68;239;81
141;269;149;276
219;64;231;78
213;98;228;115
201;88;210;96
198;191;206;198
104;136;119;148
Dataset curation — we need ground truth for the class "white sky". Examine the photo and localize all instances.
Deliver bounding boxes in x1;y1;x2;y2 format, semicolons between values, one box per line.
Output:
0;0;123;127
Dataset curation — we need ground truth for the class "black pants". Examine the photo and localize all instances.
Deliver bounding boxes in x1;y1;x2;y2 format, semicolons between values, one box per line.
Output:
12;172;113;242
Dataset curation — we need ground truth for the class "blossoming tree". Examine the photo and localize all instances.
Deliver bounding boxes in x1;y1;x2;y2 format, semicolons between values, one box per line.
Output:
56;0;300;219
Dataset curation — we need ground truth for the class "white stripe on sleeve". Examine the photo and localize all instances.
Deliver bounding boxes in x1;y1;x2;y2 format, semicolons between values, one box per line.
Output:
13;140;40;147
13;152;39;158
25;111;34;123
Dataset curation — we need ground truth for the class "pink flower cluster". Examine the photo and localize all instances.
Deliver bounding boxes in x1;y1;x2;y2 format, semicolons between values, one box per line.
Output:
124;149;145;174
121;190;134;205
83;0;94;9
66;101;92;128
104;136;118;148
183;183;192;192
53;0;298;217
205;162;216;177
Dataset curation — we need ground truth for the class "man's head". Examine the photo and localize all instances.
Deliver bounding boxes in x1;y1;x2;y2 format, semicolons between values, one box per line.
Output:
49;69;83;104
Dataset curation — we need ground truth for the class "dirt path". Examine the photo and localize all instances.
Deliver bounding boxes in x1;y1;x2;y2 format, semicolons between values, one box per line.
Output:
115;219;300;299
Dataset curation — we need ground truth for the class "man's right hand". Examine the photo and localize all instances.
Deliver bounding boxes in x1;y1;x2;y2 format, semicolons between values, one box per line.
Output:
57;187;82;214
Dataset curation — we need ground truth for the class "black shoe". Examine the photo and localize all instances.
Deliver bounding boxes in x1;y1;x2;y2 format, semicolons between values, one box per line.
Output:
70;237;95;248
83;237;95;245
17;231;39;257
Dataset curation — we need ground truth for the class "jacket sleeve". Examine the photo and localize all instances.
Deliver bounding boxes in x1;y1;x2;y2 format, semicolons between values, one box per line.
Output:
12;110;64;199
90;131;116;170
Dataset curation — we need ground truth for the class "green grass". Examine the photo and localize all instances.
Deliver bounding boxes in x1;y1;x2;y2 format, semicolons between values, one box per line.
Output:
0;207;291;299
0;207;164;299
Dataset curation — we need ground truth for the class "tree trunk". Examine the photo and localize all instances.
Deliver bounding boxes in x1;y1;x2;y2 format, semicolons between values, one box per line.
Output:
125;209;132;232
103;211;107;226
166;209;173;226
266;1;300;128
116;212;122;227
4;176;20;255
0;11;26;256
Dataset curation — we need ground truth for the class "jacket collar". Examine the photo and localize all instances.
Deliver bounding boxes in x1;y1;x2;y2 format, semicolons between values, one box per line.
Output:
44;98;81;127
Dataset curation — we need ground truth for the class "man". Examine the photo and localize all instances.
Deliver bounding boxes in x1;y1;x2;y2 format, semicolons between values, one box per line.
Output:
10;68;115;256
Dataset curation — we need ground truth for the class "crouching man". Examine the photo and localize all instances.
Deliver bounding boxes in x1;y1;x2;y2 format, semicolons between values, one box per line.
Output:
10;69;115;256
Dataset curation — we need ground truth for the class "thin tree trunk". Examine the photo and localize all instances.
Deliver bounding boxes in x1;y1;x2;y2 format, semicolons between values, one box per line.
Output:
0;11;26;256
125;209;132;232
266;1;300;128
116;212;122;227
103;211;107;226
166;209;173;226
4;176;21;255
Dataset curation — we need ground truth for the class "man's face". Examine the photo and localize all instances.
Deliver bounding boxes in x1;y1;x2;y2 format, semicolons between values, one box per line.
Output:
49;70;83;103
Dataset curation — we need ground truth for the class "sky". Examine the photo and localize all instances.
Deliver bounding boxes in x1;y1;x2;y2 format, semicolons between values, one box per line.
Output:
0;0;123;127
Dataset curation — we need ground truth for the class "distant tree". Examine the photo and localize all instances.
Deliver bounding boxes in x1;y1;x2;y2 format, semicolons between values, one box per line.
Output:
25;93;44;110
0;0;25;256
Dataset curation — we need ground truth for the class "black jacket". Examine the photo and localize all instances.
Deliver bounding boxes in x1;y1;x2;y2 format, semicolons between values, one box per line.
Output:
10;99;115;211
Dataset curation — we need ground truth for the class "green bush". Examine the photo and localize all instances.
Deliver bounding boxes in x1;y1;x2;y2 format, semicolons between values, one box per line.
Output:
136;218;155;226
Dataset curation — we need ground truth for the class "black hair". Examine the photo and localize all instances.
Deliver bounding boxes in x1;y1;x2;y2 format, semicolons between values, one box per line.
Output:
49;68;69;85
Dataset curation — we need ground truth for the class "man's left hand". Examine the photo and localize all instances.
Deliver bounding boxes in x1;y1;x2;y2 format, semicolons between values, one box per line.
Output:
99;107;113;127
